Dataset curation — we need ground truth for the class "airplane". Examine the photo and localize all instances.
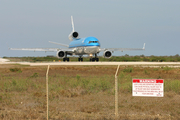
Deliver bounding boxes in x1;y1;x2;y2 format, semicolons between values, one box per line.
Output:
10;16;145;62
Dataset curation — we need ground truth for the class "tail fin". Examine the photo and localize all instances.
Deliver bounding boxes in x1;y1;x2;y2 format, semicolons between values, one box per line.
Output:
143;43;146;50
71;16;75;32
68;16;79;41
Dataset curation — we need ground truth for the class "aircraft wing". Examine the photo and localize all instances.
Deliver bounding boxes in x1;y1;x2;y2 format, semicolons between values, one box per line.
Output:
100;43;145;52
49;41;69;47
9;48;75;52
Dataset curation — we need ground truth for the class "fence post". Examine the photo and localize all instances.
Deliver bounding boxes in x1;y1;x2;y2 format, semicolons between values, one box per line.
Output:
46;65;50;120
115;65;120;118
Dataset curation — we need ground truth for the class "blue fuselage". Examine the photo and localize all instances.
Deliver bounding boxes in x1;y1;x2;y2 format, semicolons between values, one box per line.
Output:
69;37;100;55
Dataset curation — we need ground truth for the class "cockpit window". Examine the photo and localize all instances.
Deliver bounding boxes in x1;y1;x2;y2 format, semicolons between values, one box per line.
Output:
89;41;99;44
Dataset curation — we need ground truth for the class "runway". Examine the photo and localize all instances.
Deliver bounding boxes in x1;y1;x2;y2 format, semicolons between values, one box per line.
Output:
1;58;180;67
0;58;10;62
16;62;180;66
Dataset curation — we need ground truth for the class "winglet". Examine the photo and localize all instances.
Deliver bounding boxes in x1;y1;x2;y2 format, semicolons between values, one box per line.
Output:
71;16;75;32
143;43;146;50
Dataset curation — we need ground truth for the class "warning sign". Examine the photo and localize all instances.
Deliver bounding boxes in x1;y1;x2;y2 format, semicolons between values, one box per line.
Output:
132;79;164;97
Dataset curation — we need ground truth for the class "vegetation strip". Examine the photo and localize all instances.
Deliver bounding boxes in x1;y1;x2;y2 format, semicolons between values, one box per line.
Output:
0;65;180;119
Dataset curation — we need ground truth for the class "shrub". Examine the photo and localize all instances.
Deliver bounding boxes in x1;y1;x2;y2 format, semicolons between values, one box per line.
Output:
9;68;22;73
165;80;180;94
30;73;39;78
123;67;133;73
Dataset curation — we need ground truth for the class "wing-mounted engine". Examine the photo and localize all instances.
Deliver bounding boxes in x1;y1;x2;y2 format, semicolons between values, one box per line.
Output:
68;31;79;41
56;50;66;58
103;50;112;58
68;16;79;41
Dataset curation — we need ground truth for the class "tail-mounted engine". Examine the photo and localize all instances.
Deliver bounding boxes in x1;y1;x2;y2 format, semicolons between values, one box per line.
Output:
68;31;79;41
103;50;112;58
56;50;66;58
68;16;79;41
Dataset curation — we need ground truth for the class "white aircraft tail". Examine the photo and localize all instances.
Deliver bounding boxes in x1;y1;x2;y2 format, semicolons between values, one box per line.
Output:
68;16;79;41
143;43;146;50
71;16;75;32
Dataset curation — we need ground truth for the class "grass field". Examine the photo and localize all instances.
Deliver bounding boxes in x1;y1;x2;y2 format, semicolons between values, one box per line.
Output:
0;64;180;119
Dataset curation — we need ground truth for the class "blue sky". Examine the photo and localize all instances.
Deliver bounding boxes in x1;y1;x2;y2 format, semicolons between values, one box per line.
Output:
1;0;180;57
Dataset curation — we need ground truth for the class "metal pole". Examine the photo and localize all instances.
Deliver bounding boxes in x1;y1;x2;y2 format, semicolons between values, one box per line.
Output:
115;65;120;118
46;65;50;120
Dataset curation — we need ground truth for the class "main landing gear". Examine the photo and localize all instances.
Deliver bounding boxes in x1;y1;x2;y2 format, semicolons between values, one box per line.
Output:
63;57;69;62
62;54;99;62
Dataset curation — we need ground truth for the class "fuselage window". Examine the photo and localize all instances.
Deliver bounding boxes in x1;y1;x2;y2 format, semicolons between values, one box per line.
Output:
89;41;99;44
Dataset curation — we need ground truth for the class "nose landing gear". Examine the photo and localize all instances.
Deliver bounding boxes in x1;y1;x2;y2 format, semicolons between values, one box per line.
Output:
90;54;99;62
90;58;99;62
78;56;83;62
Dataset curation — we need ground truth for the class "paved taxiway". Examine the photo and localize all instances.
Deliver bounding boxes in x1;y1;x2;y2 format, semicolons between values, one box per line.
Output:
1;58;180;67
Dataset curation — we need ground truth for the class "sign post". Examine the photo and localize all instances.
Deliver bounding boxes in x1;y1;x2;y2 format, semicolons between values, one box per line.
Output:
132;79;164;97
46;65;50;120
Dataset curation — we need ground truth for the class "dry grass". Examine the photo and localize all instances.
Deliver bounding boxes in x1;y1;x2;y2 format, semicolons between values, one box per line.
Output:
0;64;180;119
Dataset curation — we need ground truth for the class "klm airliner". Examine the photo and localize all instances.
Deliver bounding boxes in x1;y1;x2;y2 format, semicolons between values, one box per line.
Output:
10;16;145;62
